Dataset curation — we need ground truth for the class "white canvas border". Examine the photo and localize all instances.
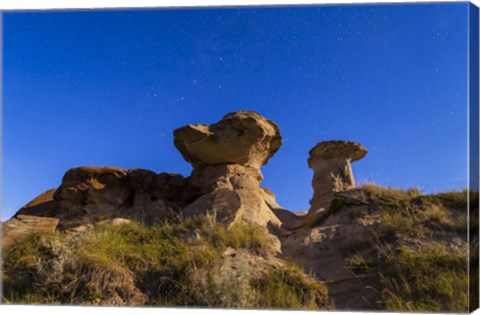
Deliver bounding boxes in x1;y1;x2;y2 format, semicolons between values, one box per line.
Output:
0;1;478;315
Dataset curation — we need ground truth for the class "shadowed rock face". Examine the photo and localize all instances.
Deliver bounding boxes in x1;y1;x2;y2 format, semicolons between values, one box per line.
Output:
54;166;130;207
15;189;60;217
33;166;199;228
51;166;132;224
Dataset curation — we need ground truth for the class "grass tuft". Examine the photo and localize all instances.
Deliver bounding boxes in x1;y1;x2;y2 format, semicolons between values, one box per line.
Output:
342;183;470;312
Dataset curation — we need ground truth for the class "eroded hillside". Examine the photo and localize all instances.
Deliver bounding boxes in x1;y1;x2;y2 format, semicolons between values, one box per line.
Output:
1;111;477;312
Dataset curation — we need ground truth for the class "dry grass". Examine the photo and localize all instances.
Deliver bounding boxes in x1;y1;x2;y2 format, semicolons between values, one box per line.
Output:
343;183;471;312
360;182;422;199
378;244;468;312
2;215;330;309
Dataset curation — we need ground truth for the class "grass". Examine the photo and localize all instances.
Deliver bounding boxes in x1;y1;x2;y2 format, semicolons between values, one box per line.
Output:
361;182;422;200
2;215;330;309
378;244;468;312
345;254;375;274
3;182;474;311
342;183;471;312
361;183;472;236
253;264;329;309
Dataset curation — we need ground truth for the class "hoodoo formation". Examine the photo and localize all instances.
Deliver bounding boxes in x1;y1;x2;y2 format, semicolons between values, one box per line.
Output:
3;111;368;244
300;140;368;227
173;111;282;169
173;111;288;250
2;110;471;312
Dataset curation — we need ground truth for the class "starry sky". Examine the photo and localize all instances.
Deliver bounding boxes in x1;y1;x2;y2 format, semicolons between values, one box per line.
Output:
2;3;470;220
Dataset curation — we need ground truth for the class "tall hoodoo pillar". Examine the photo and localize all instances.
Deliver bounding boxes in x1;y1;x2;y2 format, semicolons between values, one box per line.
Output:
301;140;368;227
173;110;284;230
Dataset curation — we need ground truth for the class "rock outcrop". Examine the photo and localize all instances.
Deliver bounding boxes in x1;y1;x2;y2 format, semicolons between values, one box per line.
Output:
5;112;366;255
50;167;200;228
174;111;284;232
54;166;130;205
3;109;471;311
126;169;200;224
173;111;288;251
2;215;59;248
299;141;368;227
280;189;378;309
53;166;131;222
15;188;59;217
173;111;281;169
9;111;288;251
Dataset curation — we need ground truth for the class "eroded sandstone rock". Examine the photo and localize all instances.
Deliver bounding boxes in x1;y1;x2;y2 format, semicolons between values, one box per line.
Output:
183;190;243;225
11;113;369;243
173;111;284;232
50;166;131;225
174;111;281;169
300;140;367;227
15;188;60;217
127;169;200;224
189;164;263;193
2;215;59;248
54;166;130;206
43;165;201;227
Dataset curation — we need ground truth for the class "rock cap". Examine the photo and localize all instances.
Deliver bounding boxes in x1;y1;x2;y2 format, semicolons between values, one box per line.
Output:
173;110;282;169
308;140;367;166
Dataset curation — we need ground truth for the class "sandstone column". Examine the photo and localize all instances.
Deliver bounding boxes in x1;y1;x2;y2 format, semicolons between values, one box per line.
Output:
173;110;284;230
300;140;368;227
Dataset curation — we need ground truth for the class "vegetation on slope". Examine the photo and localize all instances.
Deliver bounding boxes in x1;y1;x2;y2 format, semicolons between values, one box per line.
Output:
2;215;330;309
342;184;476;312
2;183;476;312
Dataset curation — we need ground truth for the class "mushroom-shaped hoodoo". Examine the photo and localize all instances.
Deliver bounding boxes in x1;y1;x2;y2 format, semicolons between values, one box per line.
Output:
173;110;282;170
173;111;285;243
308;140;368;166
301;140;368;227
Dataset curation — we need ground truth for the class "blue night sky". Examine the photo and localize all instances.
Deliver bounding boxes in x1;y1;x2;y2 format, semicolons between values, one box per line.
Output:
2;3;470;220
